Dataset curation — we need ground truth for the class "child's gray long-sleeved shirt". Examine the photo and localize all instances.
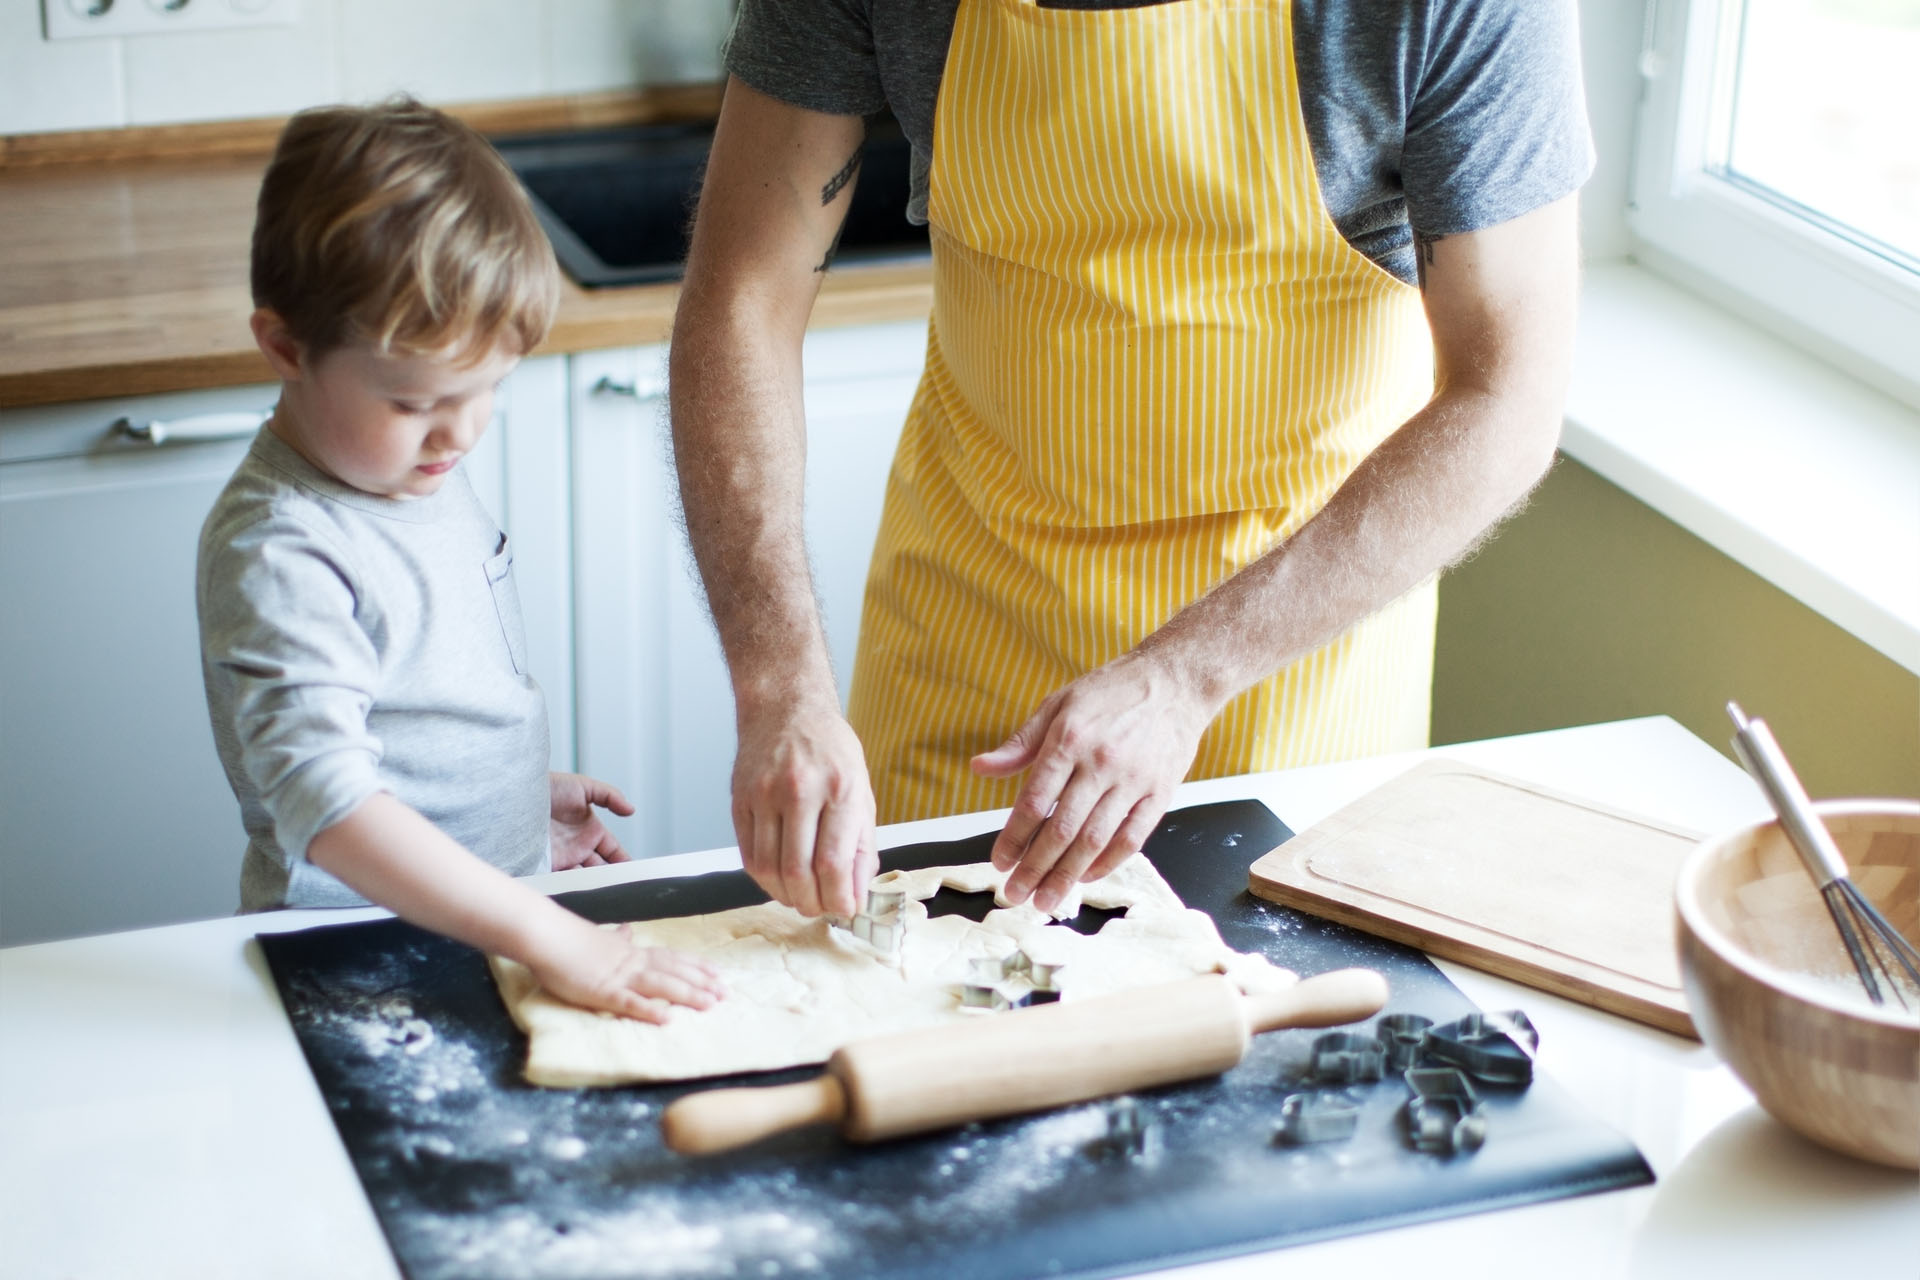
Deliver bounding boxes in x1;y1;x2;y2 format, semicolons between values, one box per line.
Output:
198;427;550;911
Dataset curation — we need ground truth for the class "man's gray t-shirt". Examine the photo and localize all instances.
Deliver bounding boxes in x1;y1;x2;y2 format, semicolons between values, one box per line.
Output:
725;0;1593;286
198;428;550;911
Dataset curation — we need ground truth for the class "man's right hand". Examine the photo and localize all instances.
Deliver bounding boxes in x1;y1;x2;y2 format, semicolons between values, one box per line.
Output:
732;700;879;919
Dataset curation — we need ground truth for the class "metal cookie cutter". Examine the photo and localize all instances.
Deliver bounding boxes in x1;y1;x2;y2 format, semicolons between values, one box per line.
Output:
1273;1092;1361;1146
1088;1096;1161;1163
834;887;908;956
960;948;1065;1012
1420;1010;1539;1087
1306;1031;1385;1085
1373;1013;1433;1072
999;948;1065;1004
961;956;1018;1011
1401;1067;1487;1156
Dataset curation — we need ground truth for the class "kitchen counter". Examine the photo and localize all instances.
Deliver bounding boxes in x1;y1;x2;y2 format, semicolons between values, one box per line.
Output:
3;716;1914;1280
0;140;932;410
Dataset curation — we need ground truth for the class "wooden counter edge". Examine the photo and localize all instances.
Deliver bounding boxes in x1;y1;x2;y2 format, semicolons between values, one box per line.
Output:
0;265;933;410
0;351;278;409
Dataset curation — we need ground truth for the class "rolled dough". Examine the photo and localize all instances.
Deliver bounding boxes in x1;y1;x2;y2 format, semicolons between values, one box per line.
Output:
491;855;1293;1087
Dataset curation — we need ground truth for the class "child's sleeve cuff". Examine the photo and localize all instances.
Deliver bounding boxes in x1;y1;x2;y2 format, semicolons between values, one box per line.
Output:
268;748;383;863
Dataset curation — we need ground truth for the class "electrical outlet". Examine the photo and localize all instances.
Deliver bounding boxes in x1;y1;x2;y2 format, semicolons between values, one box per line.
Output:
42;0;299;41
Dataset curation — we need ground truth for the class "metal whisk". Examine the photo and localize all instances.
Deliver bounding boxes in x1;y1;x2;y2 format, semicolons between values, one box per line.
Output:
1726;702;1920;1008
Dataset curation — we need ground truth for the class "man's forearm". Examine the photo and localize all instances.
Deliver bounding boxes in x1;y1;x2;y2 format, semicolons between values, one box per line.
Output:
1139;197;1580;715
667;79;864;723
1135;384;1560;714
662;81;879;915
669;293;839;717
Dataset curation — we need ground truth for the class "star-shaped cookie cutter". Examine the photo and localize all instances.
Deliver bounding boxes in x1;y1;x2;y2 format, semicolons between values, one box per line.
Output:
959;946;1066;1012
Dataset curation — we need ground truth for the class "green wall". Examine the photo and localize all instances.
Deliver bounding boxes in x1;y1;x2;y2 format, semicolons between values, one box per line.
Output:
1432;455;1920;800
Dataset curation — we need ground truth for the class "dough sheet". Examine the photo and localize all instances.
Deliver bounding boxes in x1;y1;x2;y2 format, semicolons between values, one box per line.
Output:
491;855;1293;1087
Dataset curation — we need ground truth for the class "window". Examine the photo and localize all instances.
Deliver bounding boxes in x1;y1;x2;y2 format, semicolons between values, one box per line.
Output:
1630;0;1920;408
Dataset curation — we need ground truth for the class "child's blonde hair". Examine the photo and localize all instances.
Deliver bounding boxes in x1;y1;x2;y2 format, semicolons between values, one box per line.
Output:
251;97;559;363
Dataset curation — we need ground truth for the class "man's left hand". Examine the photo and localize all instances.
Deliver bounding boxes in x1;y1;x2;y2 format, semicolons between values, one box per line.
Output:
972;652;1212;912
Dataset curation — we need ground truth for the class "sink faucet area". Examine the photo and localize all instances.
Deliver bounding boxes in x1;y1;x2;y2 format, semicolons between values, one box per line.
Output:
493;117;929;289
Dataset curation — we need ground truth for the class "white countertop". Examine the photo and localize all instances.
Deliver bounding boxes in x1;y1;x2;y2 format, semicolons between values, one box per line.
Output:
3;716;1915;1279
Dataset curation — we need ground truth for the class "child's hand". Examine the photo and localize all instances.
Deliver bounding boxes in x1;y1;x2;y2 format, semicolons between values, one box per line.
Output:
549;771;635;870
530;919;727;1023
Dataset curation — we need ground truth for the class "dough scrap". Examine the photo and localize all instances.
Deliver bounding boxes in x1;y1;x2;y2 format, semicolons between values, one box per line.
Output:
491;855;1294;1087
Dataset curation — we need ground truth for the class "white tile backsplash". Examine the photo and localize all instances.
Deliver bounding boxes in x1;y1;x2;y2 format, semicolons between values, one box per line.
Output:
122;5;341;126
544;0;646;96
634;1;731;87
1;1;124;133
1;0;730;136
337;0;546;107
544;0;730;95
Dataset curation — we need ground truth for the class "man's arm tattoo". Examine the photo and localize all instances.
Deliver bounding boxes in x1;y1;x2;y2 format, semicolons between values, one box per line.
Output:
1413;230;1445;291
814;148;862;272
815;223;849;273
821;148;861;206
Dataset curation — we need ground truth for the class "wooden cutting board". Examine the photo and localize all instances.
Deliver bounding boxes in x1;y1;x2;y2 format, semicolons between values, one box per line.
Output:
1249;758;1703;1037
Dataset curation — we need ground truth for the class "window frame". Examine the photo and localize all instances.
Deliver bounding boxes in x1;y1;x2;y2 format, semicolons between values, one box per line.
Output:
1629;0;1920;411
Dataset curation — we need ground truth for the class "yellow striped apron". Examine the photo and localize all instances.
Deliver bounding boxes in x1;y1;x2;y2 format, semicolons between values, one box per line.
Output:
847;0;1439;823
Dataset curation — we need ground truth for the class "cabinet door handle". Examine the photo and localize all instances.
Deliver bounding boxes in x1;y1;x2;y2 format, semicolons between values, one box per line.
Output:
113;410;270;446
591;375;667;400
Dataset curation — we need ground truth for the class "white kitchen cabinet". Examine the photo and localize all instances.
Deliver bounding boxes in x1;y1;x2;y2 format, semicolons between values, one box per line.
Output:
488;355;576;773
571;320;929;856
1;384;272;946
569;345;677;858
0;358;571;945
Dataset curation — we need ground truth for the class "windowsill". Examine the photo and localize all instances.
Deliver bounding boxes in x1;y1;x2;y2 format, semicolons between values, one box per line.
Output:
1560;261;1920;677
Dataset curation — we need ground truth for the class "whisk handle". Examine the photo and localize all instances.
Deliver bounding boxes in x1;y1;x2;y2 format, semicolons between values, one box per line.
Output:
1726;702;1850;887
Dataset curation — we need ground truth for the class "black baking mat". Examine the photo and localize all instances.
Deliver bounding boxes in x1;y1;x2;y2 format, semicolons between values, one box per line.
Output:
258;799;1651;1280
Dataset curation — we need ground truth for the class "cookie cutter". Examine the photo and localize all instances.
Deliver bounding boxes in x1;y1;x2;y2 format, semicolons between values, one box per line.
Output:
959;947;1065;1012
1373;1013;1433;1072
833;887;908;956
999;948;1066;997
1000;948;1065;1004
864;886;908;917
1273;1092;1361;1146
1088;1096;1160;1162
961;956;1017;1011
1401;1067;1487;1155
1420;1010;1539;1087
1306;1031;1385;1085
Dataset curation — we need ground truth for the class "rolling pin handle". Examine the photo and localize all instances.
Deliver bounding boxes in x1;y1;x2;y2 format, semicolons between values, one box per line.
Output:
1241;968;1390;1036
661;1074;850;1156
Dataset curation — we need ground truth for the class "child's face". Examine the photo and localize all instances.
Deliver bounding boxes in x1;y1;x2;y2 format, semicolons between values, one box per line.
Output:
273;338;520;500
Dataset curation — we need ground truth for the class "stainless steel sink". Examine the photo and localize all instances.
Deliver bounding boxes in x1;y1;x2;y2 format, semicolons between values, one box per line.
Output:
494;118;929;289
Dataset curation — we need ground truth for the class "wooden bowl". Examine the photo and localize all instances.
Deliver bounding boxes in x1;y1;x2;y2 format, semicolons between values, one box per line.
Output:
1675;800;1920;1169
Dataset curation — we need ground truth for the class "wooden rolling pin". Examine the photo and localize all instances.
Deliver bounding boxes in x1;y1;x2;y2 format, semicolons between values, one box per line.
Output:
663;967;1389;1155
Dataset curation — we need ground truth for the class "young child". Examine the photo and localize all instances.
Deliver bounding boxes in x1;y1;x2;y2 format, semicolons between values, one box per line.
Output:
198;98;722;1023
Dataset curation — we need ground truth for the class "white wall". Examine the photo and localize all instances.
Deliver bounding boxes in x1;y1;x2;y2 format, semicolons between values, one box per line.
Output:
1576;0;1644;263
0;0;732;135
4;0;1646;217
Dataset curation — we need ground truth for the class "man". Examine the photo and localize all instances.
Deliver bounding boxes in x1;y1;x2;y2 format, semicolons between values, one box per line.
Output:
669;0;1591;920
